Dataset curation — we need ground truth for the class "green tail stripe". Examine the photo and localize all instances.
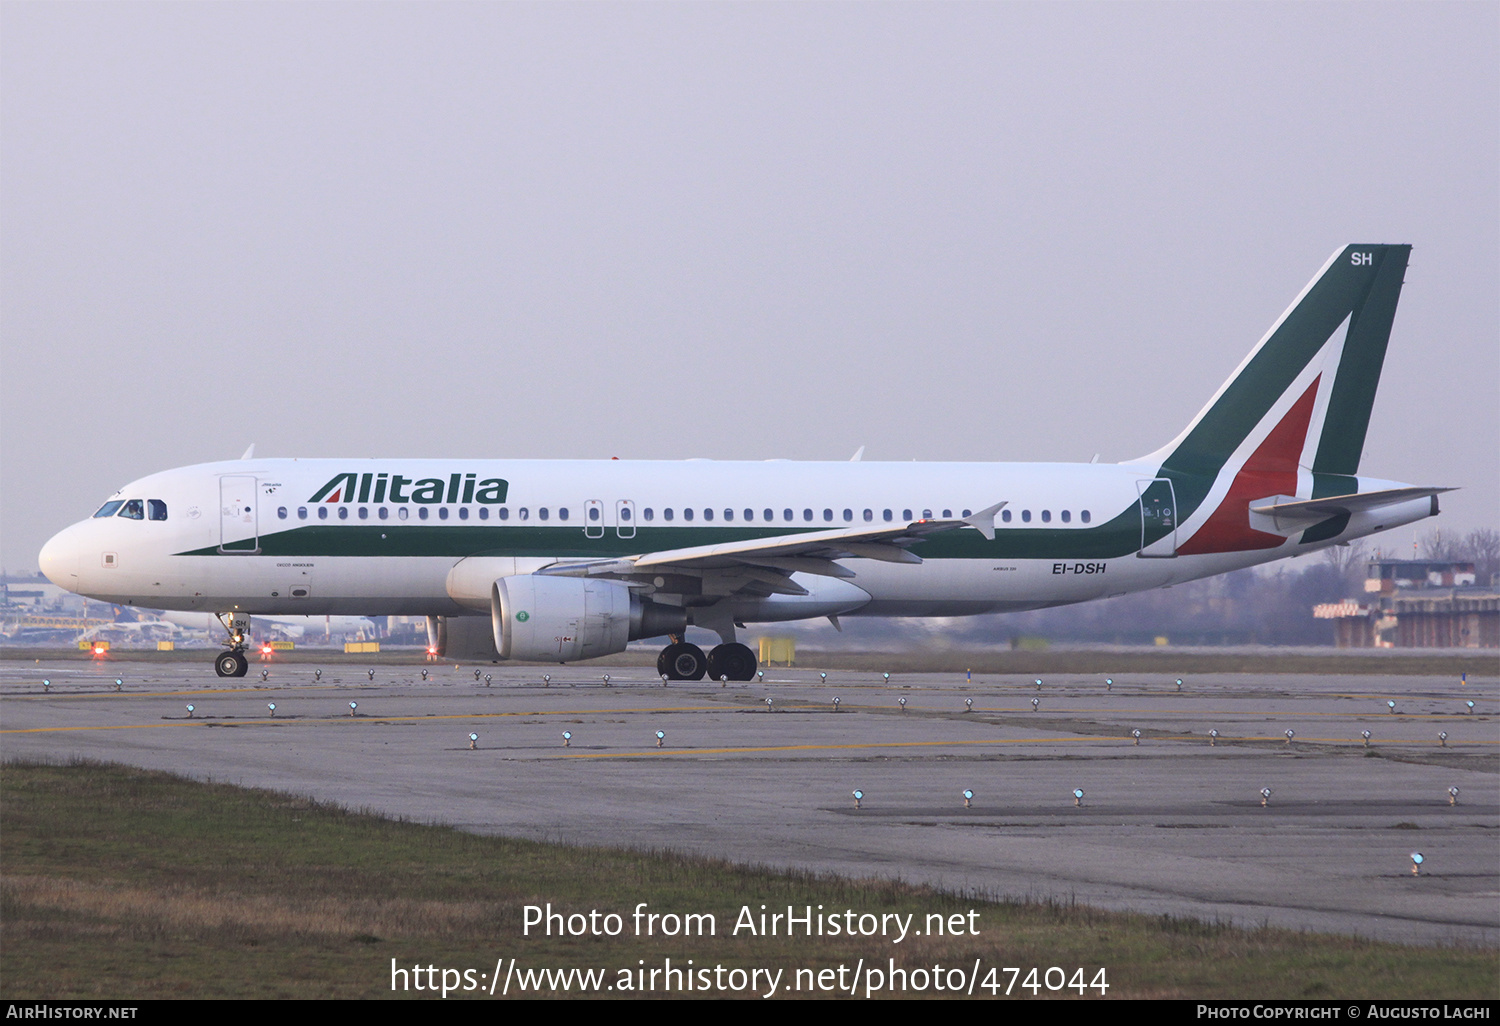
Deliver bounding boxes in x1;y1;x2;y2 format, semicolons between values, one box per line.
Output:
1311;472;1360;500
1311;247;1410;476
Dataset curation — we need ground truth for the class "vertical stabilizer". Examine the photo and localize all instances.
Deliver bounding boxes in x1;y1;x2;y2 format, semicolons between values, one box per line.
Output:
1135;245;1410;534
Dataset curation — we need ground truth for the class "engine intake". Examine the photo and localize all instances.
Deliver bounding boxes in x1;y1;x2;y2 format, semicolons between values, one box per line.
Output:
490;575;686;663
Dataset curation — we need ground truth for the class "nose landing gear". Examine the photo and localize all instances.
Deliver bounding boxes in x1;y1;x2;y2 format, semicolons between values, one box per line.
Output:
213;613;250;677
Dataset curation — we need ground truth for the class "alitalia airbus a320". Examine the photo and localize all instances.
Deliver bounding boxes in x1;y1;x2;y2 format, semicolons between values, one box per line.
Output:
40;245;1447;680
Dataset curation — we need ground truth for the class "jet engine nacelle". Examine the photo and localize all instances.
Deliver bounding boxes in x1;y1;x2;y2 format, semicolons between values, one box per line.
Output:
490;575;686;663
429;614;501;661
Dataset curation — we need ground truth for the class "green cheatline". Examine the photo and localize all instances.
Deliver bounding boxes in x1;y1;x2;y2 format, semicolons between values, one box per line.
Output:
174;501;1160;560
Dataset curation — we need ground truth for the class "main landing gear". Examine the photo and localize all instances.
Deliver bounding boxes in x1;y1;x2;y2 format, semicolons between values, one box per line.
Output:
657;641;758;681
213;612;250;678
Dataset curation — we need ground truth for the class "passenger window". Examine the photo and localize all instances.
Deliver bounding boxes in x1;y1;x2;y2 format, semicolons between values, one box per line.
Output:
962;509;971;517
703;509;713;521
863;509;873;522
398;507;409;520
458;507;468;520
479;507;489;520
823;509;833;522
746;509;755;522
883;509;892;522
277;507;288;520
589;506;600;521
763;509;773;522
803;509;813;522
148;500;168;521
119;499;144;520
1041;510;1051;523
518;508;528;521
902;509;912;520
297;506;308;520
922;509;932;519
318;507;329;520
1061;510;1071;523
643;508;654;521
784;509;793;521
684;508;694;522
942;509;952;518
93;501;124;518
497;508;509;521
664;508;674;522
1021;510;1031;523
559;508;569;521
419;507;429;521
1081;510;1091;524
338;507;349;520
379;507;390;520
723;509;733;521
440;507;451;521
843;509;853;522
1001;509;1012;523
539;508;549;521
358;507;369;520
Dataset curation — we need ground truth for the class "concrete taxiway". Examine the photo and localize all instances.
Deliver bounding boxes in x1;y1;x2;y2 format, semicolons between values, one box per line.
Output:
2;658;1496;946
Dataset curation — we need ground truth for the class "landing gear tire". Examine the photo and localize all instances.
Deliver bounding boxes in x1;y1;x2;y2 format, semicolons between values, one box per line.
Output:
707;642;758;682
215;651;248;678
658;642;707;681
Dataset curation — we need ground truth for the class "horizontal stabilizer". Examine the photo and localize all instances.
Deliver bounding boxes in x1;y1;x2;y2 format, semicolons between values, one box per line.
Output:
1251;486;1454;521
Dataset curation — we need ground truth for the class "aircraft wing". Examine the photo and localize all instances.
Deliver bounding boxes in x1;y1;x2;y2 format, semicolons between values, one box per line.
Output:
536;502;1005;597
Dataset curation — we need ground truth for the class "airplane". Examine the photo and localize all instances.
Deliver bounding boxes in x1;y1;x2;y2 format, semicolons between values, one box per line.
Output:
150;609;378;642
77;619;179;646
39;244;1449;680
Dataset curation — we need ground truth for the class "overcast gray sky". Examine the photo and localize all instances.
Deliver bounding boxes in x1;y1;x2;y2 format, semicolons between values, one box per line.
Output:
3;2;1495;573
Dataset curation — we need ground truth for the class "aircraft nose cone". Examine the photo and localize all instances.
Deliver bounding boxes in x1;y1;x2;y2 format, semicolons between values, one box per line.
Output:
39;526;82;590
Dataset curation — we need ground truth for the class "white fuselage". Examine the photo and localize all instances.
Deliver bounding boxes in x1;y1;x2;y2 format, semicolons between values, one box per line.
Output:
39;457;1433;625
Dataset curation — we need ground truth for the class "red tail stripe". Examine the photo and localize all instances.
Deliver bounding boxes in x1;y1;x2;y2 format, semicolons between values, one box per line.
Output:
1176;377;1320;555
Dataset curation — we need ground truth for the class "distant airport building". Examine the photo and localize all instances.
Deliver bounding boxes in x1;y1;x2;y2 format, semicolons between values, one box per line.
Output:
1314;559;1497;648
1363;559;1478;592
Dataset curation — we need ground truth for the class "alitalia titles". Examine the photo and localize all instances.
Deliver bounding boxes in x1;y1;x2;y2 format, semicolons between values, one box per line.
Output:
309;472;508;505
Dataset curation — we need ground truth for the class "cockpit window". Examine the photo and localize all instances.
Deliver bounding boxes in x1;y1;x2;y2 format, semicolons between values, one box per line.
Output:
93;501;125;518
148;499;168;521
118;499;145;520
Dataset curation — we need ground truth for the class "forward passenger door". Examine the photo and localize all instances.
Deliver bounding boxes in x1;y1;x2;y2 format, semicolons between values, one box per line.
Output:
219;476;259;554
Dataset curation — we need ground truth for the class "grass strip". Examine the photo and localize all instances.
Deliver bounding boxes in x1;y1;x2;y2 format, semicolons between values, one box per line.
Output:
2;760;1494;1000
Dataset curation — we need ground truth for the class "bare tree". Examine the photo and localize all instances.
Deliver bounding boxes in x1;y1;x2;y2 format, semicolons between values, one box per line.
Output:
1420;529;1457;561
1415;527;1500;586
1320;540;1368;587
1457;528;1500;586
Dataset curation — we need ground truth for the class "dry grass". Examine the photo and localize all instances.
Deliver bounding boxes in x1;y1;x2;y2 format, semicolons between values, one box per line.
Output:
2;875;498;939
2;760;1495;1000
